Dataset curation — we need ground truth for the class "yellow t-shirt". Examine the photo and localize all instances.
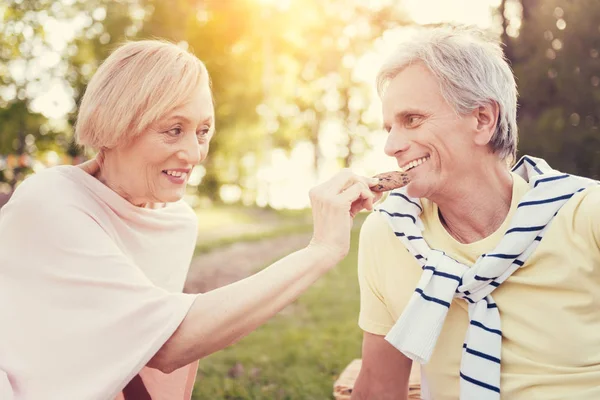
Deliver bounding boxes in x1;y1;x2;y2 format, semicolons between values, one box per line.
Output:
358;173;600;399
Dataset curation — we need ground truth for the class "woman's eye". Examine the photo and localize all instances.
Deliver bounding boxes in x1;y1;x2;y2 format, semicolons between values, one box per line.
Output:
167;127;183;136
197;127;211;139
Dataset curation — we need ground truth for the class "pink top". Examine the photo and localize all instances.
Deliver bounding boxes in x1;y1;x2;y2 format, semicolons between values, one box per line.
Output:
0;165;200;399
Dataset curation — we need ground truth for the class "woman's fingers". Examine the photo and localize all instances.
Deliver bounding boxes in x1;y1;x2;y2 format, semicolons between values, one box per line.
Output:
308;170;379;265
351;185;377;218
326;168;379;194
309;175;376;217
341;181;375;215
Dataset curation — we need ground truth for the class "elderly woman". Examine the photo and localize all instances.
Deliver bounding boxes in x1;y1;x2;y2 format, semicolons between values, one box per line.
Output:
0;40;377;400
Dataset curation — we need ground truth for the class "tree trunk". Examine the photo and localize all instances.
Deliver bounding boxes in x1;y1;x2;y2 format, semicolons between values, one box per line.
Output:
343;134;354;168
310;118;322;179
10;114;27;191
499;0;514;62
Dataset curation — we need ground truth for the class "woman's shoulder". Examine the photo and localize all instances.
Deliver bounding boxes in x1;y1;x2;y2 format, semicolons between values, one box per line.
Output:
0;167;96;236
9;166;87;208
161;199;199;229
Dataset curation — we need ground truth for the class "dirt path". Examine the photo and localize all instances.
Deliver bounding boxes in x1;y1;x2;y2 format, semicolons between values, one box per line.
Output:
183;232;313;293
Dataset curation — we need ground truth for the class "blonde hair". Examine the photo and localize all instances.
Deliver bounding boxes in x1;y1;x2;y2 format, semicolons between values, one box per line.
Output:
75;40;209;149
377;25;518;163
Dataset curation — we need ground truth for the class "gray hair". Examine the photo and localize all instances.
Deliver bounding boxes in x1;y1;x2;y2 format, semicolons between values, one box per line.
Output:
377;25;518;163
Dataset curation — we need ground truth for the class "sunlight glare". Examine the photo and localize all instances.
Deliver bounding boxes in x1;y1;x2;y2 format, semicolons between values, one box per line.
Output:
403;0;501;28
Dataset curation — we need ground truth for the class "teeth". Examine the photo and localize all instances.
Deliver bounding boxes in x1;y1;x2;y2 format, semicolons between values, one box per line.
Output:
402;156;430;171
165;170;186;178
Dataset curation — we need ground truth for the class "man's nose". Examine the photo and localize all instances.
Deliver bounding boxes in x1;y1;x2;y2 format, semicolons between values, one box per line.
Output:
384;126;410;157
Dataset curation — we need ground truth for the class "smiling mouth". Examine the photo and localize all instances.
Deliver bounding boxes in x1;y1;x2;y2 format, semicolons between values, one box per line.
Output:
399;156;430;172
162;170;189;182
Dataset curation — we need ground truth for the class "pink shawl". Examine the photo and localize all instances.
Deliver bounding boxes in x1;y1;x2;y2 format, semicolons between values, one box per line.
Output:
0;166;200;399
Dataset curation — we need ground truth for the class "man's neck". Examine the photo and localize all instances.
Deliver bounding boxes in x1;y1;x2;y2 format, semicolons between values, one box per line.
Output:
434;163;514;244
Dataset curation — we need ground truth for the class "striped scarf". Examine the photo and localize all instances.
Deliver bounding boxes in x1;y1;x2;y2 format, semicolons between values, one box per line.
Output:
377;156;598;399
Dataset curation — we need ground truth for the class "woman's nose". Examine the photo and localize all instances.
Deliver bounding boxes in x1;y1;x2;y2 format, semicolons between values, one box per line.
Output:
177;132;203;165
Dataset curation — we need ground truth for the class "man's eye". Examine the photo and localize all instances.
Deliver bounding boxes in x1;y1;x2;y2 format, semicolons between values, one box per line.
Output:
406;115;423;127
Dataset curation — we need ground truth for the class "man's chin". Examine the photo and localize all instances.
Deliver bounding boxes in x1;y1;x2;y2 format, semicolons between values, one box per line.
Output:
405;181;429;199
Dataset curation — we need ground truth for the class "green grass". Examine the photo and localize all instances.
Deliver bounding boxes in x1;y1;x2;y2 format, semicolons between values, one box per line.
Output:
194;223;314;255
194;205;314;254
195;205;312;231
192;229;364;400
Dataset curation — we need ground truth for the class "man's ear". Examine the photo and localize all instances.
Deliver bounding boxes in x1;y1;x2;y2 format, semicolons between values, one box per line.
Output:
472;101;500;147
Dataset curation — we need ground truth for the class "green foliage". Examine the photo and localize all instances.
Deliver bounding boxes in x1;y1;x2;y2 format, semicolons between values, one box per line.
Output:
2;0;599;194
0;1;54;186
508;0;600;178
0;0;138;187
137;0;407;200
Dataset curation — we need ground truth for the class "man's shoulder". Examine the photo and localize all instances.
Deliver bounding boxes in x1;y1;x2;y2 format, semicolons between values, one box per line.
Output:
542;181;600;249
361;211;394;237
359;211;423;270
578;183;600;204
563;182;600;217
360;210;415;249
572;183;600;236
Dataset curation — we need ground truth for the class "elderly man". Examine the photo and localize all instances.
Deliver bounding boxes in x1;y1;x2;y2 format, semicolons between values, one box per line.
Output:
352;25;600;400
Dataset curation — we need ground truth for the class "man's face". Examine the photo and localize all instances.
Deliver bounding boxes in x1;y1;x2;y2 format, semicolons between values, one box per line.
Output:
381;62;479;199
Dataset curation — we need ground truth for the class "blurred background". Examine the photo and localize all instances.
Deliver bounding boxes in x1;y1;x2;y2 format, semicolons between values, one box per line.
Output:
1;0;599;398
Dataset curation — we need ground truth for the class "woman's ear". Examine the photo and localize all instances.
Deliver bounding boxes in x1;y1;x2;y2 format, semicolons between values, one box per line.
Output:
473;101;500;147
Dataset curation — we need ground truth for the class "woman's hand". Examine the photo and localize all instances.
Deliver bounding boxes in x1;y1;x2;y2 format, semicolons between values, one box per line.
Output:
151;169;382;371
307;169;379;265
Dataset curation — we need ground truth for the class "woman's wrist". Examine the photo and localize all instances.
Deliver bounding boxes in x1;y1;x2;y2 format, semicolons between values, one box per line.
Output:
304;239;347;271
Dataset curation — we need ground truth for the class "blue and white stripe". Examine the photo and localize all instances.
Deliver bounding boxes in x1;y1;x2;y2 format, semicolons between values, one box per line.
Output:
377;156;598;399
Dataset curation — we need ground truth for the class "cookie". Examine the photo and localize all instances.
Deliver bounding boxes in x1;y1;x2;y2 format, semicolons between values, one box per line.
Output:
370;171;410;192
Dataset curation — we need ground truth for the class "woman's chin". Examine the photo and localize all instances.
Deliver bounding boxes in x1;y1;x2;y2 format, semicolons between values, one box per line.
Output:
155;190;186;204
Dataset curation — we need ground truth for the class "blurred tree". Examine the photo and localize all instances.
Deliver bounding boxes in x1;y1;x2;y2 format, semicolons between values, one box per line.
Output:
65;0;140;155
270;0;409;171
0;1;58;188
137;0;408;201
139;0;266;201
0;0;140;189
2;0;409;203
502;0;600;178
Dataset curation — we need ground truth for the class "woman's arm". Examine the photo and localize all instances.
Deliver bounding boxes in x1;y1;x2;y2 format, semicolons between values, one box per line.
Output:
148;169;377;373
148;244;339;372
